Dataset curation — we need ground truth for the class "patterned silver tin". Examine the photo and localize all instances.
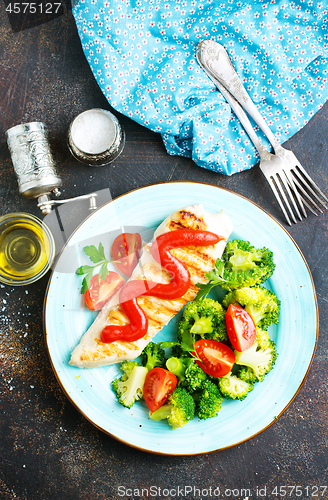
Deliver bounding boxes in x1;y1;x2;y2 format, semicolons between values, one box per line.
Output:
6;122;62;198
67;109;125;166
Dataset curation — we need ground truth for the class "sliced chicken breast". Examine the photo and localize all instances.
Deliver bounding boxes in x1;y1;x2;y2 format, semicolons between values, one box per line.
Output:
69;204;233;368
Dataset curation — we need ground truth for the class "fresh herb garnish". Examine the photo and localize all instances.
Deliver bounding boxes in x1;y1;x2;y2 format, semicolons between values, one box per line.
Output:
160;334;201;361
76;243;117;294
160;340;196;356
195;258;227;301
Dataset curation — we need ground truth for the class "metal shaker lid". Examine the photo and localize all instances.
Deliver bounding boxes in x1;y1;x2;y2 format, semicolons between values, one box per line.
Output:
67;109;125;166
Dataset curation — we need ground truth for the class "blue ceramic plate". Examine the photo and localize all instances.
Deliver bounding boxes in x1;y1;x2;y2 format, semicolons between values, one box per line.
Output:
43;182;318;455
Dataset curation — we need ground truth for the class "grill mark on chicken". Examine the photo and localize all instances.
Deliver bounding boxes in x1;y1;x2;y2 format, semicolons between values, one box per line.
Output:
171;247;216;273
138;296;183;321
83;341;135;360
106;284;197;330
107;308;128;325
168;210;207;231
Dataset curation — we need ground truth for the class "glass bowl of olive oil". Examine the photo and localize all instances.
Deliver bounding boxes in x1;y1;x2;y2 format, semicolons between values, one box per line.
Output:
0;213;55;286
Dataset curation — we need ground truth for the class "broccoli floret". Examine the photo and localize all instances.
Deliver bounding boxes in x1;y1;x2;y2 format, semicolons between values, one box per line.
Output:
255;328;272;349
237;366;258;384
218;372;253;401
195;380;224;420
234;339;277;383
237;329;273;383
178;298;228;349
196;240;275;295
112;361;148;408
166;356;209;393
223;240;275;290
166;356;187;383
150;387;196;429
119;360;139;377
184;359;209;392
141;341;166;371
223;286;280;330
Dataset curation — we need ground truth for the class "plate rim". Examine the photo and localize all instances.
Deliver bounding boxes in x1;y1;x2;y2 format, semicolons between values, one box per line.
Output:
43;180;319;455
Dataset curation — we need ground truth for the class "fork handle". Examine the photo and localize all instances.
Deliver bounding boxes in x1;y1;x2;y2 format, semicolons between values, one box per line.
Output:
199;66;270;160
196;40;280;152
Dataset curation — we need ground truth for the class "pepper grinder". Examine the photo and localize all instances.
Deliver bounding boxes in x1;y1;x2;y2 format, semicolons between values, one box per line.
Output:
6;122;97;214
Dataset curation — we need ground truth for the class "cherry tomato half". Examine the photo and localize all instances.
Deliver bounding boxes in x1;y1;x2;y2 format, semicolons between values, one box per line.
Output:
225;303;256;352
84;271;124;311
194;339;235;378
143;367;177;413
111;232;142;277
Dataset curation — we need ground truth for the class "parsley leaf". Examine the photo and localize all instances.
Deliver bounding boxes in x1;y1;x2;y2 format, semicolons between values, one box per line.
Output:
76;264;95;275
160;341;179;349
76;242;118;294
179;328;196;354
83;243;106;263
99;262;109;282
81;273;93;294
195;257;227;301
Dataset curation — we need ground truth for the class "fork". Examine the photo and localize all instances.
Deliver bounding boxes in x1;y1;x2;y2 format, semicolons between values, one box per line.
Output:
196;40;328;225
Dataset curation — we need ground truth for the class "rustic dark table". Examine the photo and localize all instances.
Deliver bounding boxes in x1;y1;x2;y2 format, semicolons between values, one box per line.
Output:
0;4;327;500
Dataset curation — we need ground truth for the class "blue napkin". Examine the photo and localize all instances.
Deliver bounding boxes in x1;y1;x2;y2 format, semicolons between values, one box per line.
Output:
72;0;328;175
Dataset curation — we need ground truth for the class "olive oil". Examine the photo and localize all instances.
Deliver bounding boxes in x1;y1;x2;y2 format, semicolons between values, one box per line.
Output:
0;214;54;285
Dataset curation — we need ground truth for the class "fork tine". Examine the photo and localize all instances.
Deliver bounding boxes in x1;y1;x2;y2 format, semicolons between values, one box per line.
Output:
285;171;320;215
264;174;294;226
281;169;307;219
299;194;319;216
290;172;324;214
293;164;328;208
275;171;303;221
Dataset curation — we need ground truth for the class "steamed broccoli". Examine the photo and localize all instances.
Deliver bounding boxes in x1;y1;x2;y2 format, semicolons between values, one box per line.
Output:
255;328;273;349
166;356;187;383
196;240;275;297
141;341;166;371
166;356;209;392
234;339;277;383
237;328;276;384
150;387;196;429
112;361;148;408
223;286;280;330
116;360;138;378
177;298;228;351
218;372;253;401
195;380;224;420
184;359;209;392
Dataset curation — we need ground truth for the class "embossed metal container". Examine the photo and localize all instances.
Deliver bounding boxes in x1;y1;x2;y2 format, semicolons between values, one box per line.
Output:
6;122;62;198
67;109;125;166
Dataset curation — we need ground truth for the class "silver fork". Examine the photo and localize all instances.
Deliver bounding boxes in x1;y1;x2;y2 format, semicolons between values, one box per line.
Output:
196;40;328;225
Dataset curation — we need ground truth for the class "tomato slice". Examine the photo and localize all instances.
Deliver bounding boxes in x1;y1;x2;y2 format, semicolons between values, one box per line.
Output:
84;271;124;311
194;339;235;378
111;232;142;277
143;367;177;413
225;303;256;352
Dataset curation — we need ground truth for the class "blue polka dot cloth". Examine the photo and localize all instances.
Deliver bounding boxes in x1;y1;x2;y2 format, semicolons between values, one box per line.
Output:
72;0;328;175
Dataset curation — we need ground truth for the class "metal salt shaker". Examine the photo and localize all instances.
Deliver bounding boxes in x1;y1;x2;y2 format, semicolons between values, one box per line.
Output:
67;109;125;166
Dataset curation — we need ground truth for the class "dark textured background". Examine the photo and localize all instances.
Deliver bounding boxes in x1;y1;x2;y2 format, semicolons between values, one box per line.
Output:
0;4;327;500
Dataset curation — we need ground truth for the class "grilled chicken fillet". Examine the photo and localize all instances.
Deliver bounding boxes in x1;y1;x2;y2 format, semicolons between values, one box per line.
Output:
69;204;233;368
